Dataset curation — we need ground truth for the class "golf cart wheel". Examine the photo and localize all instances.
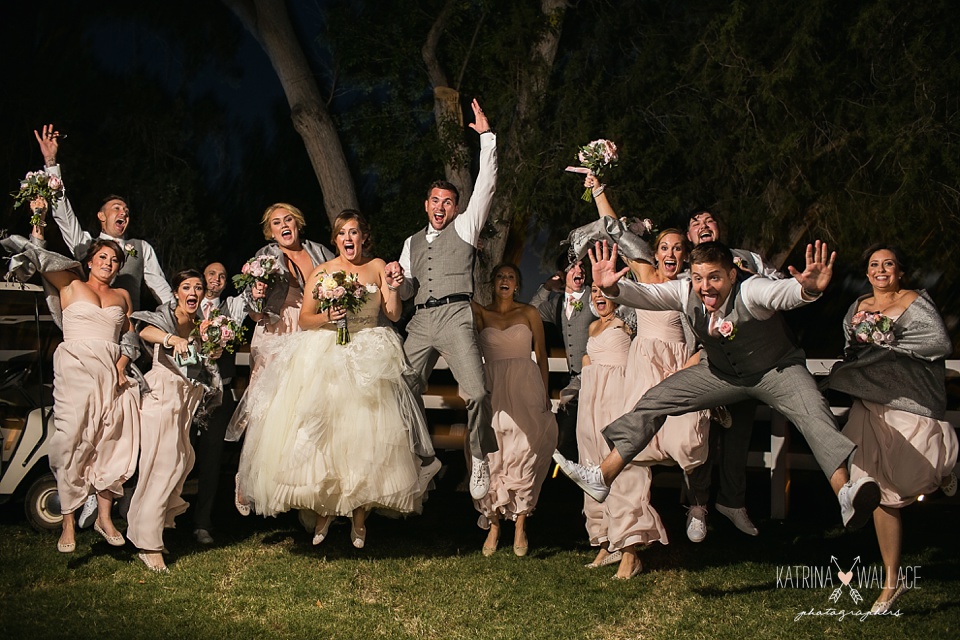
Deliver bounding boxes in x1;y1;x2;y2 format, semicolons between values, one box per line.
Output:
24;473;62;532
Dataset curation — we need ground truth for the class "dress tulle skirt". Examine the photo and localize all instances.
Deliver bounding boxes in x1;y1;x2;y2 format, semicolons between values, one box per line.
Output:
238;325;432;517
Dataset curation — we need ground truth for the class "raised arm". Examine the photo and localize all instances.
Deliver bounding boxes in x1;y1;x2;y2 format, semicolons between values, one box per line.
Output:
590;241;685;311
453;99;498;244
35;126;91;257
787;240;836;300
584;177;655;282
140;241;174;304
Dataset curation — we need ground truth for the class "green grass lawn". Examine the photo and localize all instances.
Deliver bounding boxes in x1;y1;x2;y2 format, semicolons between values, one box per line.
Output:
1;462;958;640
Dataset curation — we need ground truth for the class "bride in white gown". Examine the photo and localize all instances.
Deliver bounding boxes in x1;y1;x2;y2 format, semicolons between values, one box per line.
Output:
237;210;436;549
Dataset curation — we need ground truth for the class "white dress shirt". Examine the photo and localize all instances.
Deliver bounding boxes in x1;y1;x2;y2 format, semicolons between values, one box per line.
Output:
396;132;497;299
44;164;173;304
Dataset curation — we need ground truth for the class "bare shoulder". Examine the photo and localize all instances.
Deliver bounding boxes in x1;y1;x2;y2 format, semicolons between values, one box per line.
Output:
116;288;133;313
587;318;603;337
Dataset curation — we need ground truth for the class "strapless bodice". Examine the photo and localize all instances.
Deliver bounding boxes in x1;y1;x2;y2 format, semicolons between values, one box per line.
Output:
61;301;125;343
635;309;684;343
586;327;631;367
479;324;533;362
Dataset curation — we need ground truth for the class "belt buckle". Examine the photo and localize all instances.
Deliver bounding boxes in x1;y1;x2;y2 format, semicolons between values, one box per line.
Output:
425;296;439;308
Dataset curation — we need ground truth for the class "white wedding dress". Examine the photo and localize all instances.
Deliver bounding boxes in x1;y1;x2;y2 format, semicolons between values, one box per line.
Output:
237;289;434;517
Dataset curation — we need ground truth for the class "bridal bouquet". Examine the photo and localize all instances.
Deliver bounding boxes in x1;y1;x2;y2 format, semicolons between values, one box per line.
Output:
565;139;619;202
11;170;64;227
313;270;377;345
851;310;895;345
195;309;247;360
233;255;284;312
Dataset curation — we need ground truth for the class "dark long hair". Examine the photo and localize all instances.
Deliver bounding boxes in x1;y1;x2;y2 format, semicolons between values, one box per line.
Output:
81;238;125;275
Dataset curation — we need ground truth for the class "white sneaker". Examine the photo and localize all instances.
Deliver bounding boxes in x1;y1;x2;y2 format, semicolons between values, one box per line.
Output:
686;505;708;543
419;458;442;492
838;476;881;529
77;495;98;529
469;458;490;500
715;504;759;536
552;451;609;503
941;472;957;497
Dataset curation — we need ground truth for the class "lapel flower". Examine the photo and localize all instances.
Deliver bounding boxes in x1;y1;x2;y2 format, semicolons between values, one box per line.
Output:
718;320;736;340
572;300;583;313
124;243;138;258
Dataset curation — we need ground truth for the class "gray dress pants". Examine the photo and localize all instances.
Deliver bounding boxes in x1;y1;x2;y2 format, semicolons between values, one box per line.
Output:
404;301;497;458
604;361;853;480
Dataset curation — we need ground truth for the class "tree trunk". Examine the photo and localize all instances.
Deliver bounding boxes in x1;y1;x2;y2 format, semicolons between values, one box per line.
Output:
474;0;567;302
422;0;475;206
223;0;358;226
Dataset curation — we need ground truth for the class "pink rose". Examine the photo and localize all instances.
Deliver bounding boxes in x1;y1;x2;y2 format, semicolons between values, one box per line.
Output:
332;286;346;298
718;320;735;338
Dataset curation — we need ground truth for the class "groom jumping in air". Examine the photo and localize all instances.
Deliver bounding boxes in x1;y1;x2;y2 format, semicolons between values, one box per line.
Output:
386;99;498;500
554;240;881;530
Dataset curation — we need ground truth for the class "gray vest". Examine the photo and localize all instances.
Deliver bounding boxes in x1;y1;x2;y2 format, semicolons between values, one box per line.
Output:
557;295;592;376
112;238;145;310
409;227;475;305
685;278;803;379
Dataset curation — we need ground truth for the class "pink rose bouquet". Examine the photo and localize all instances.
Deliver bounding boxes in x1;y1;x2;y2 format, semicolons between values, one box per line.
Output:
195;309;247;360
851;310;895;345
11;169;64;227
565;139;619;202
233;255;284;312
313;270;377;345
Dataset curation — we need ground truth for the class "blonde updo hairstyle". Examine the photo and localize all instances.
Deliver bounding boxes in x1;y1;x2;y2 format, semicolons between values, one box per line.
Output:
260;202;307;240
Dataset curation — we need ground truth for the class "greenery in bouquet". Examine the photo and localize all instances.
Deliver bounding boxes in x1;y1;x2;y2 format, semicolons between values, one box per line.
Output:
11;170;63;227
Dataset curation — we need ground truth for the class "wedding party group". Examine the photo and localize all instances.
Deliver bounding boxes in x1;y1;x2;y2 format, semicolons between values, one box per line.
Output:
4;100;957;616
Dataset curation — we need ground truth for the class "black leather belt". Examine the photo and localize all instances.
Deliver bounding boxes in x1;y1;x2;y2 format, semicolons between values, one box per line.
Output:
415;294;471;310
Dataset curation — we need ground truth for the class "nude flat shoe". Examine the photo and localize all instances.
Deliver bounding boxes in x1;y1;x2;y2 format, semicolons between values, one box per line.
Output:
611;559;643;580
351;522;366;549
57;540;76;553
585;550;622;568
312;517;332;546
138;552;169;573
93;521;126;547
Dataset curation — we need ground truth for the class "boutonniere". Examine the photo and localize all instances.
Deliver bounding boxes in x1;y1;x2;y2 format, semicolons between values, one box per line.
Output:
124;243;138;258
718;320;737;340
572;300;583;313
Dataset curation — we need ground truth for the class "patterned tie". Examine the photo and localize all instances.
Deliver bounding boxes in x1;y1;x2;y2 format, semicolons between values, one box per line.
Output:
566;295;576;320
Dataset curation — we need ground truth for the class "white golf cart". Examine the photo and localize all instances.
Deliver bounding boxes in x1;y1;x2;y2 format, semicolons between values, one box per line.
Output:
0;280;60;531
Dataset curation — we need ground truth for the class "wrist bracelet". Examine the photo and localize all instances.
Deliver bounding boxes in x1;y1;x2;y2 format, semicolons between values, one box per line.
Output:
387;284;399;291
163;333;173;348
592;184;606;198
802;288;820;298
